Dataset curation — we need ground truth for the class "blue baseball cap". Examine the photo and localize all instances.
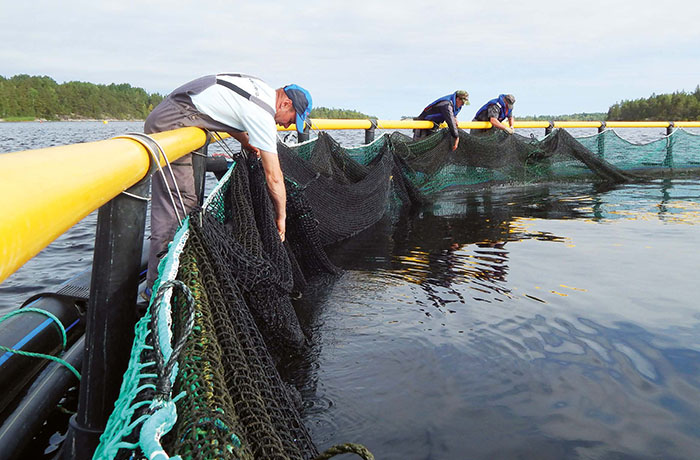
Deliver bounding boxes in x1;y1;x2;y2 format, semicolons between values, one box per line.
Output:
284;84;312;133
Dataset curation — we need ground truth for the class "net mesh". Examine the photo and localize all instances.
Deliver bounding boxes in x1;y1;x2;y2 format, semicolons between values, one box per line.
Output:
96;127;700;460
577;128;700;170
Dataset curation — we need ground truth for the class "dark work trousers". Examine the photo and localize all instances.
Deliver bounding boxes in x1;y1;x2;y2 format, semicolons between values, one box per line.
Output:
144;98;202;290
146;157;197;290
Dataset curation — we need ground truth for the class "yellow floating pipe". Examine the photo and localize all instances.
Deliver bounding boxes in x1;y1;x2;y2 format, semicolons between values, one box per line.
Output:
672;121;700;128
377;120;434;130
310;119;372;130
456;121;490;130
605;121;670;128
0;127;207;283
280;119;700;131
512;121;552;129
553;121;603;129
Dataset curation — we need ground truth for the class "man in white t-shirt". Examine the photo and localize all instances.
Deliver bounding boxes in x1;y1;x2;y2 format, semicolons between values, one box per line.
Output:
143;73;312;295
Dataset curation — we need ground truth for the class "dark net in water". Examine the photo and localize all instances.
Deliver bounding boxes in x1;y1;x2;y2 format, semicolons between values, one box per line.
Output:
101;128;691;460
389;129;635;192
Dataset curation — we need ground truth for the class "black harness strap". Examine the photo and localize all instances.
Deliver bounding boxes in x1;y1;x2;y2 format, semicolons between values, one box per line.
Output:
215;77;276;117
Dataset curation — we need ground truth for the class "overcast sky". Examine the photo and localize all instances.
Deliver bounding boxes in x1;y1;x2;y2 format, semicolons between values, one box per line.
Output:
2;0;699;119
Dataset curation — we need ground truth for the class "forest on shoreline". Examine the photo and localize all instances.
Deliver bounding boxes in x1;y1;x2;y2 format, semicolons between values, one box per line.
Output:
2;74;699;122
309;107;374;119
0;74;163;121
606;86;700;120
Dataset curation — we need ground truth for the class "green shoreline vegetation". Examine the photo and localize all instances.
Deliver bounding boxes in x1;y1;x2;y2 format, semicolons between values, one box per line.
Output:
2;74;698;122
2;116;37;122
607;86;700;120
0;74;163;121
309;107;374;119
520;87;699;121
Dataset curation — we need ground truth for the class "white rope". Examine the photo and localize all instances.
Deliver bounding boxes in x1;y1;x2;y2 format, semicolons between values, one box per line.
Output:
121;190;150;202
115;133;187;223
153;138;187;223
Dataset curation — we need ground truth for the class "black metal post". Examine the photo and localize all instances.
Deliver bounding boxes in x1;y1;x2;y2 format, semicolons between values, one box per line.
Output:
298;122;310;143
365;118;378;144
597;122;606;157
192;142;209;206
62;178;150;460
664;122;674;167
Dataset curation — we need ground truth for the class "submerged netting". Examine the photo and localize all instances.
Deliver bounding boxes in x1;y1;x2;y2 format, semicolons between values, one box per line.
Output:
96;128;699;460
577;128;700;171
388;128;639;191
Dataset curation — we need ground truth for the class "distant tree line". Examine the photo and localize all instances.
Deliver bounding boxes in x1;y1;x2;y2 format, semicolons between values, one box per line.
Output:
4;74;698;122
310;106;374;119
607;86;700;120
0;74;163;120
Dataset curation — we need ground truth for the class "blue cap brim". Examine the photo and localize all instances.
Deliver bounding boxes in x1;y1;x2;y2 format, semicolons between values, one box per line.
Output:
296;112;306;134
284;84;312;134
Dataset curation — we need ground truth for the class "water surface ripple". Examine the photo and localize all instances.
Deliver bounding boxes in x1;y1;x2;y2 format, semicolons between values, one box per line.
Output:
290;180;700;460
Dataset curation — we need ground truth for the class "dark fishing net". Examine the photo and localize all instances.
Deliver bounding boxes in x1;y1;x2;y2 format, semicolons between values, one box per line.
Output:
167;245;254;460
278;132;423;246
389;128;635;193
200;157;308;360
103;126;682;460
166;217;318;460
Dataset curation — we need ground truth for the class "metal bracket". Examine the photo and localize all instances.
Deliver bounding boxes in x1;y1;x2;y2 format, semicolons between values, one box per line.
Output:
112;132;165;189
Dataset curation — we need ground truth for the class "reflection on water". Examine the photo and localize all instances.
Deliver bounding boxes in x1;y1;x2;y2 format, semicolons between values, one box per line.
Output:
289;179;700;460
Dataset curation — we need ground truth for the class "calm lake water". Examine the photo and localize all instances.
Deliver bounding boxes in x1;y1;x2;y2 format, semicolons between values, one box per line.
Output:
2;122;700;459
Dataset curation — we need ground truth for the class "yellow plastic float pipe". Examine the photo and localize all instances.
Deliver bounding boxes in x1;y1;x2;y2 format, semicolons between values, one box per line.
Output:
457;121;490;130
309;119;372;130
280;119;700;131
553;121;603;129
511;121;552;129
605;121;670;128
0;127;208;283
377;120;434;130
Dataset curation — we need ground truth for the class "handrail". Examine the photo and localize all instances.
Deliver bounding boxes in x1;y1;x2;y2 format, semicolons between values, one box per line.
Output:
282;119;700;131
0;127;212;283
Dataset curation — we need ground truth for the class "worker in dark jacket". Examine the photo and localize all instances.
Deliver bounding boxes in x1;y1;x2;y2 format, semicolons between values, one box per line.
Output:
472;93;516;135
413;90;469;150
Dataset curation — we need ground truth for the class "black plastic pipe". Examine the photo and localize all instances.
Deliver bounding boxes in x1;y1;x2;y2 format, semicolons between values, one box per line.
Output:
0;335;84;459
0;271;88;414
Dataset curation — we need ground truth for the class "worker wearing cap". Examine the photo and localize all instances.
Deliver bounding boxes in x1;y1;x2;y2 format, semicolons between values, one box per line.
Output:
413;90;469;151
472;94;516;135
143;73;312;295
